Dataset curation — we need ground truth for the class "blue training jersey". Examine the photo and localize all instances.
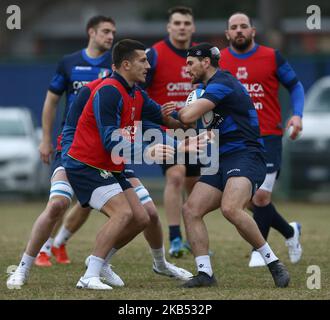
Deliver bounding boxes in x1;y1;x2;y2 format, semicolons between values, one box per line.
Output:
201;69;264;156
48;49;112;127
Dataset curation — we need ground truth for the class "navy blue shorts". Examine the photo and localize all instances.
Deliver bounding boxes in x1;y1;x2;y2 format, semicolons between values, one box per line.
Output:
51;151;63;174
66;165;132;208
199;150;267;196
262;135;282;174
123;165;137;179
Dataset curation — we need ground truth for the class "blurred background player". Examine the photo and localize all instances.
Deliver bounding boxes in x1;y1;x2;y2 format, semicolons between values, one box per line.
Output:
219;12;304;267
143;6;201;257
35;15;116;267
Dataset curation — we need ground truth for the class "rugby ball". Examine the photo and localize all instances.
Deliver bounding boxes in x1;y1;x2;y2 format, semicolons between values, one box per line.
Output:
199;110;215;129
287;125;302;140
185;88;214;129
185;88;205;106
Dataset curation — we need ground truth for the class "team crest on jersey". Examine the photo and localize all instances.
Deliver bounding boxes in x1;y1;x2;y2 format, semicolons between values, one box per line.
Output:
121;125;137;142
236;67;248;80
100;170;113;179
98;68;110;78
181;66;191;79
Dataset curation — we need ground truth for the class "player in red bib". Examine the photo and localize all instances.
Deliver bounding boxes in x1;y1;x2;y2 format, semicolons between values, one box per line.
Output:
220;13;303;267
143;6;202;257
66;39;196;289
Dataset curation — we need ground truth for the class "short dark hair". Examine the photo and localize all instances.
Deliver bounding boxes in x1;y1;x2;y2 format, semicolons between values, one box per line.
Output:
227;12;253;29
86;15;115;34
187;43;220;68
168;6;193;20
112;39;146;69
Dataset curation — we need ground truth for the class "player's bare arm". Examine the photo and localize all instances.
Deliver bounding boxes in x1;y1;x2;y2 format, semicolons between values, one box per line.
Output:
39;91;61;164
178;98;215;124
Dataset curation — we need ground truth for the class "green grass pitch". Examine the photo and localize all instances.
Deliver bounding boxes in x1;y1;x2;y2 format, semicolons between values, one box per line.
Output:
1;200;329;299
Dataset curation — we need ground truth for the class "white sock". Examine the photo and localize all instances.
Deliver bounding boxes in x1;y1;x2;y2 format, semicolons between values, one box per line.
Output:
17;253;35;274
84;255;104;279
104;248;118;265
53;226;72;248
150;246;166;269
39;237;54;256
195;255;213;277
257;242;278;264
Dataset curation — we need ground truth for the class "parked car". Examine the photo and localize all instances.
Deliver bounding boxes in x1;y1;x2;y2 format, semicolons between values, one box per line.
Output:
282;77;330;200
0;107;49;194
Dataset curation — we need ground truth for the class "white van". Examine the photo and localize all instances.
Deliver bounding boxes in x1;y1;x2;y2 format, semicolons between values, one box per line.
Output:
0;107;48;194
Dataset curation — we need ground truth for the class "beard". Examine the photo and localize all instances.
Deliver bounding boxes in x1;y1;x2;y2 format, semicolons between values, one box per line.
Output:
191;76;203;84
231;35;253;52
190;71;205;84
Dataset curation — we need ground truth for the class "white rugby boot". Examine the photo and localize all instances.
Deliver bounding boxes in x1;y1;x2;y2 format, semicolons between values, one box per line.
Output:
76;276;112;290
248;250;266;267
85;256;124;287
6;269;28;289
285;222;302;264
153;262;193;281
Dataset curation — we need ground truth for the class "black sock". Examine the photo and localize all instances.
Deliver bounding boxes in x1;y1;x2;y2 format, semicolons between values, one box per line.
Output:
252;203;275;242
269;203;294;239
169;225;182;242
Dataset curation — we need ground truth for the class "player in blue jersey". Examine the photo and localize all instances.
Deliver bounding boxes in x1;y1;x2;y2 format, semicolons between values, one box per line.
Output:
178;43;290;288
32;16;116;267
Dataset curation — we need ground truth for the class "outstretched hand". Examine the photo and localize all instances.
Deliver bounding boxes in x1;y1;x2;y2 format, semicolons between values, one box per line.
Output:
161;102;177;118
178;130;214;153
146;143;175;162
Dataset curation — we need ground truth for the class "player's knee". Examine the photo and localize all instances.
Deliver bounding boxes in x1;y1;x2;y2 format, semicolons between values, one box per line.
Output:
221;203;238;222
131;207;150;230
135;217;149;232
166;170;184;189
252;190;271;207
119;208;134;226
182;201;199;221
47;197;70;220
145;206;159;225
